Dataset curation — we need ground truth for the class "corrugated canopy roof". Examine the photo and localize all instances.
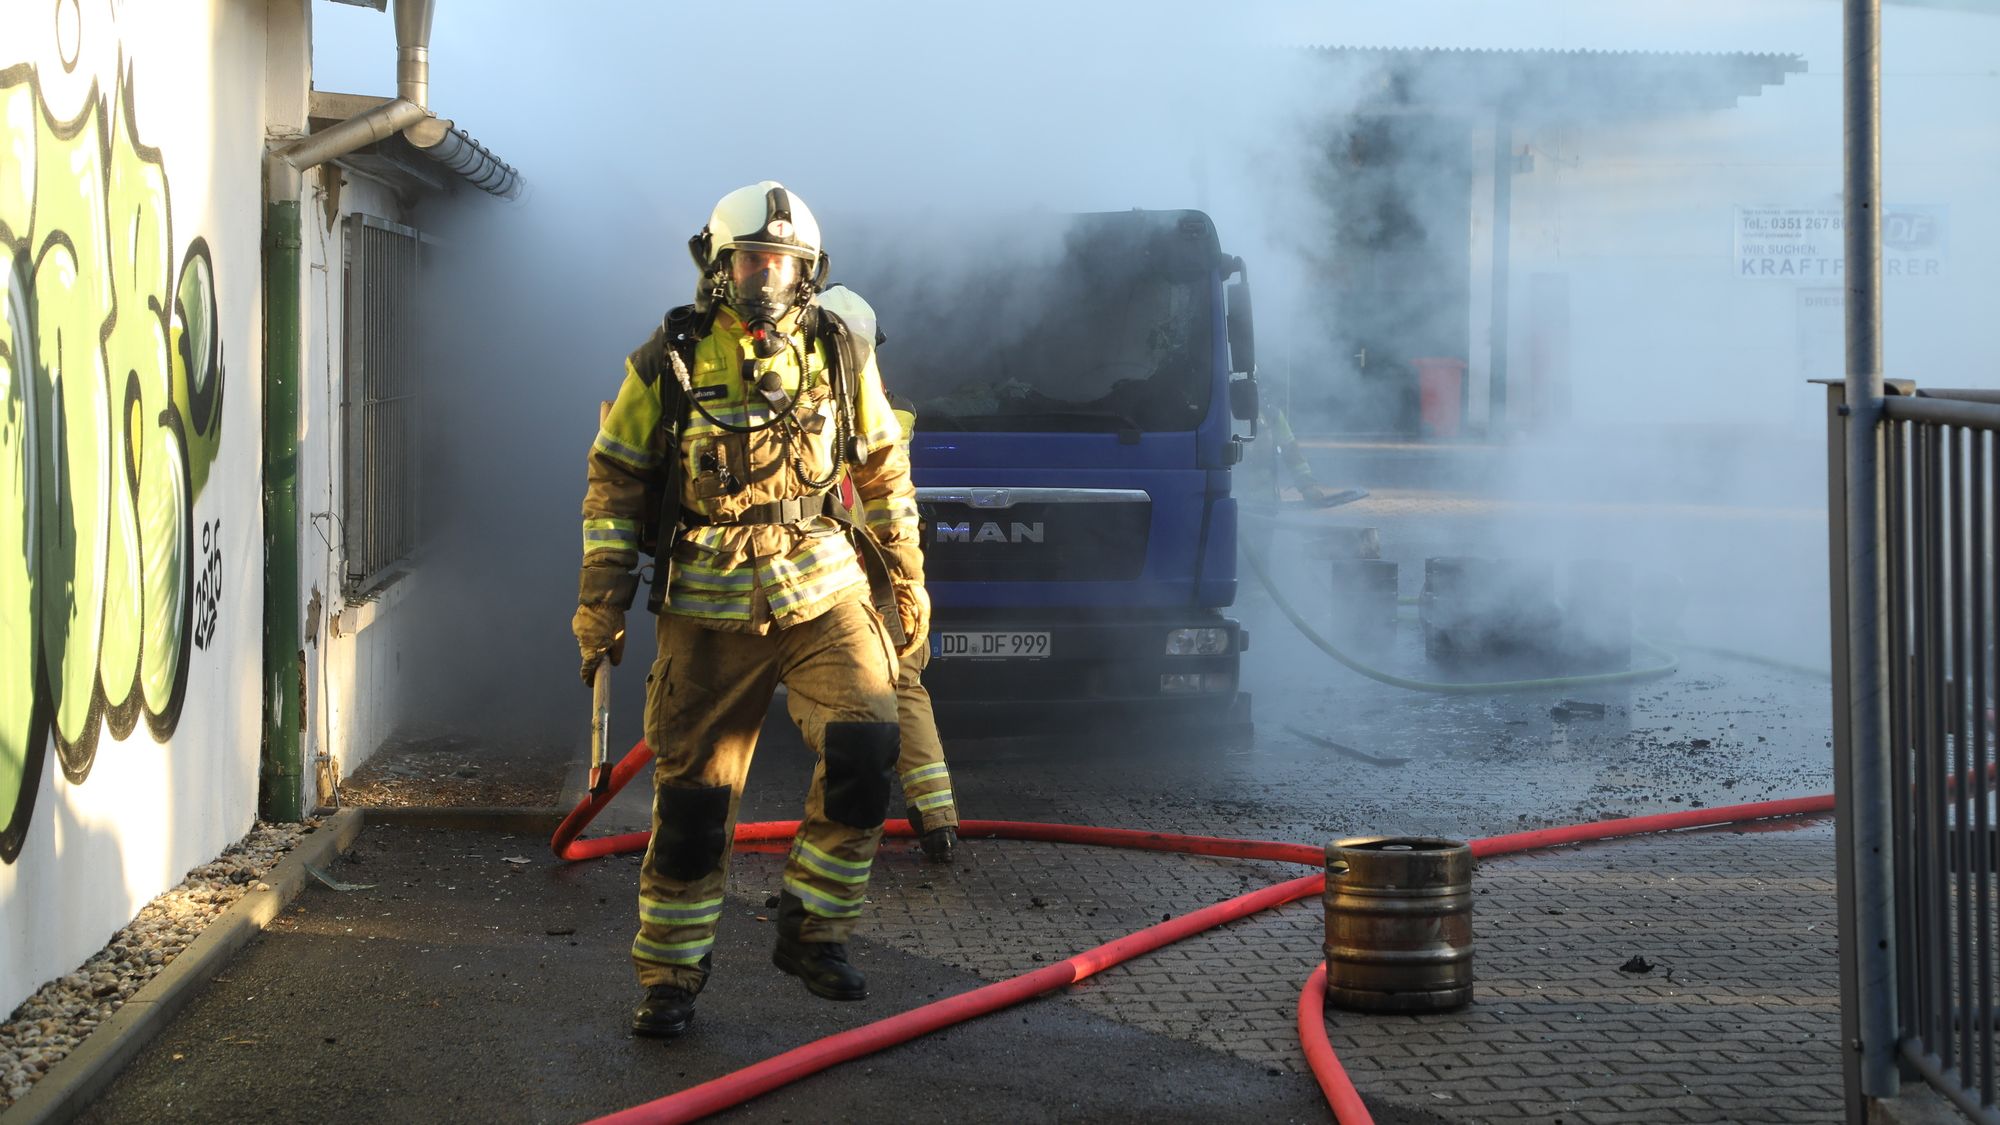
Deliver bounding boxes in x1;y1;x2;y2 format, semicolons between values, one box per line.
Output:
309;92;522;201
1305;46;1808;120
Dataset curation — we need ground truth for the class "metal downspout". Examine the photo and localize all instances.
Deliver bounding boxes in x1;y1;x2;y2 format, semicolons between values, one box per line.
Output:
261;201;305;821
271;0;434;174
260;0;436;821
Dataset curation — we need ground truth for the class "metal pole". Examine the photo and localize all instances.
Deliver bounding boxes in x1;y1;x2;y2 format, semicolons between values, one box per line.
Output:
1843;0;1899;1101
1488;113;1514;435
1829;381;1865;1125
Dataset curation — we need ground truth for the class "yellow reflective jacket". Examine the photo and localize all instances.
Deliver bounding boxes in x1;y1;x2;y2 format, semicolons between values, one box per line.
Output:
581;305;920;633
1242;404;1318;499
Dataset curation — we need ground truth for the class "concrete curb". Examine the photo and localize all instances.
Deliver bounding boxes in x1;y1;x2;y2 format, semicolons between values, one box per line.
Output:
1;810;366;1125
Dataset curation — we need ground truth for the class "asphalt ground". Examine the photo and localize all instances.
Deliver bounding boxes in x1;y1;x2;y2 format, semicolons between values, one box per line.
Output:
76;822;1390;1125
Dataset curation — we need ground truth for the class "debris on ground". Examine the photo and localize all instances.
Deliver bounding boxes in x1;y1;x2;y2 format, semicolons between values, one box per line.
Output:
1283;726;1412;767
338;730;567;810
305;865;376;892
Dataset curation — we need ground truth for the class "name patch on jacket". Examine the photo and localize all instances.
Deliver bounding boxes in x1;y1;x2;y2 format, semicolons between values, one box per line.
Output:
691;385;729;402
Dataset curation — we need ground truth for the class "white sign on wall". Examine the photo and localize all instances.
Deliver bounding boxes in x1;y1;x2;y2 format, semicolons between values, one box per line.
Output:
1796;287;1844;382
1735;205;1948;280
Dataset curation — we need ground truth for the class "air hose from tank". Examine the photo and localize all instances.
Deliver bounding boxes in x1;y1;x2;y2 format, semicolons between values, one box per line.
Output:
1240;545;1680;694
554;741;1836;1124
1244;490;1830;689
1382;595;1834;682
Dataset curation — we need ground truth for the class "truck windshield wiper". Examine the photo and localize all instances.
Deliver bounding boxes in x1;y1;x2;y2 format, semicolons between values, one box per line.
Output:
996;410;1146;434
908;407;1149;436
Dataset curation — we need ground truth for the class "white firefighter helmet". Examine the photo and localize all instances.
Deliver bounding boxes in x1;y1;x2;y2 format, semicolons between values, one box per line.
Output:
688;180;825;271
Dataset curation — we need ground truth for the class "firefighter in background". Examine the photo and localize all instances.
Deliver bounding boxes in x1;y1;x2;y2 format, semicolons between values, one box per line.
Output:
1261;402;1340;506
1238;391;1346;579
572;183;928;1039
818;285;959;864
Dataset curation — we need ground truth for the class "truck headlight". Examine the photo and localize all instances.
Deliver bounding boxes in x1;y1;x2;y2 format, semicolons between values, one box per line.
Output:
1165;627;1231;656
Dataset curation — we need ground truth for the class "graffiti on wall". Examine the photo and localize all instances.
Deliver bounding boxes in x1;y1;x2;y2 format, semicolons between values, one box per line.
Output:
0;7;227;862
194;520;222;652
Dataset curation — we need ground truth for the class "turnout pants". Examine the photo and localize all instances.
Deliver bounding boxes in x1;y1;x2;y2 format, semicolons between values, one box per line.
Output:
895;645;958;833
633;597;901;991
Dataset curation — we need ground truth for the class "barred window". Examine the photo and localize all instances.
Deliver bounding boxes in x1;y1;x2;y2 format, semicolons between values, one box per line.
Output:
341;214;422;596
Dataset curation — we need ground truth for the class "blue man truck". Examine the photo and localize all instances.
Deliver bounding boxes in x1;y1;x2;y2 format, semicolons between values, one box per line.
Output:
871;209;1260;734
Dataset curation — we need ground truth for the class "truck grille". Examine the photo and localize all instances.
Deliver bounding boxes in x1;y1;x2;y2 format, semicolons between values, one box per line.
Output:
917;489;1151;582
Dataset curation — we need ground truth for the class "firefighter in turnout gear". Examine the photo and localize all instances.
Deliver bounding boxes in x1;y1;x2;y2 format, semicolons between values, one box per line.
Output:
572;183;928;1038
818;286;959;864
1260;404;1337;506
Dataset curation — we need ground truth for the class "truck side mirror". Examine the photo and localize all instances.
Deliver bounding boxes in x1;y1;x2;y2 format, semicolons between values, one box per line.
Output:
1225;279;1255;375
1230;376;1259;423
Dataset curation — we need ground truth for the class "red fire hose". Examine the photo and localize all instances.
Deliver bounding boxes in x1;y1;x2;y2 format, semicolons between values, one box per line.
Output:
1471;793;1834;858
1298;962;1373;1124
550;742;1326;866
593;873;1327;1125
557;740;1834;1124
551;742;654;862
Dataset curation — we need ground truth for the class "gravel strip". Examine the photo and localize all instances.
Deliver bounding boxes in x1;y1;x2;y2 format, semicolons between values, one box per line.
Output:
0;819;317;1109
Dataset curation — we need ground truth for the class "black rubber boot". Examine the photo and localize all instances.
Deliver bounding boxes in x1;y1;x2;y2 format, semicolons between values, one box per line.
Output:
772;892;868;1000
919;825;957;864
630;984;696;1038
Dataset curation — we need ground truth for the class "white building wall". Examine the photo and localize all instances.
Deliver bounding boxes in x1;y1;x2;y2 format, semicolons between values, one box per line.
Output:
0;0;285;1015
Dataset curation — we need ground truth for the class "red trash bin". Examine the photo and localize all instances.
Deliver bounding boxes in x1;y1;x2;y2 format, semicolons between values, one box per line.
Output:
1411;357;1466;439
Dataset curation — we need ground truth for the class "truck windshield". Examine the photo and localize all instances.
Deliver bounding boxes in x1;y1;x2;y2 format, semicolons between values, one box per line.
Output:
874;220;1216;434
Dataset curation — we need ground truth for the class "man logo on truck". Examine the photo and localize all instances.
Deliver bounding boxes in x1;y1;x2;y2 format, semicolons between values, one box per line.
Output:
935;521;1046;544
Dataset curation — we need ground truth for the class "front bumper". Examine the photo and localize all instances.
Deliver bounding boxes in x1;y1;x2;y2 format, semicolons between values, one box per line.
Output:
920;610;1249;733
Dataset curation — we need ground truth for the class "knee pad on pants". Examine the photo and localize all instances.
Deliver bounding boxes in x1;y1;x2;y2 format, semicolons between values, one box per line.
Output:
822;721;899;829
649;783;732;882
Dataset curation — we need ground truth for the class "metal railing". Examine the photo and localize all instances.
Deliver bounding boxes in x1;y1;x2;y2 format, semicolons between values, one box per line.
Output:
341;213;422;596
1831;379;2000;1123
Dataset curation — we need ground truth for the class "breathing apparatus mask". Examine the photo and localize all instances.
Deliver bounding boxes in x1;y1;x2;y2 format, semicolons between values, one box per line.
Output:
726;250;808;358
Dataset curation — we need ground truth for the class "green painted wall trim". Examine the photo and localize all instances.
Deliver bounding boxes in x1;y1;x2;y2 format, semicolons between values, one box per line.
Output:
261;200;303;822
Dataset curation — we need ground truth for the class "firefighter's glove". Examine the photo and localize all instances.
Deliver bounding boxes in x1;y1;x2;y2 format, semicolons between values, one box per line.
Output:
575;564;639;686
891;579;931;660
573;605;627;685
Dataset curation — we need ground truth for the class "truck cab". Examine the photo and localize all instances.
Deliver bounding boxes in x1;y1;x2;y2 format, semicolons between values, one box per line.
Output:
880;209;1258;735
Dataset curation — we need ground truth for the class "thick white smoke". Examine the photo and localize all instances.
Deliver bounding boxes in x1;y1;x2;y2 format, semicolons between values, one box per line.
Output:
309;0;2000;727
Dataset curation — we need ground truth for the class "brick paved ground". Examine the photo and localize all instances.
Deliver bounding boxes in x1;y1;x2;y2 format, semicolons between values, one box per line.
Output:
723;820;1841;1124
